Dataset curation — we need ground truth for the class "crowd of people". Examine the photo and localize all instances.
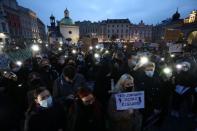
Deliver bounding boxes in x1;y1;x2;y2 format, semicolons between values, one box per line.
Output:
0;42;197;131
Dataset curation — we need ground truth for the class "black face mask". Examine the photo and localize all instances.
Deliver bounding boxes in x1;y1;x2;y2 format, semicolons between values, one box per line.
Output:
124;86;134;92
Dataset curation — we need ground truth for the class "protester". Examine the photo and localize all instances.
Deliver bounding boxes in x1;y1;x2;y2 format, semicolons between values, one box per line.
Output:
24;87;66;131
67;87;105;131
108;74;142;131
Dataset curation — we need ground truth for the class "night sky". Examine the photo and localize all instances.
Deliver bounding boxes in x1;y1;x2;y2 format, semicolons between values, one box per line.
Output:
17;0;197;25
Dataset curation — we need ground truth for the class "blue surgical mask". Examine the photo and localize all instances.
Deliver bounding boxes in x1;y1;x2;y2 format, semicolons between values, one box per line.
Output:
39;96;53;108
145;71;154;77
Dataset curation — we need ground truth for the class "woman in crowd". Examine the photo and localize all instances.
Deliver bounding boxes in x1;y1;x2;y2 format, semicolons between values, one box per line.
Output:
24;87;66;131
108;74;142;131
67;87;106;131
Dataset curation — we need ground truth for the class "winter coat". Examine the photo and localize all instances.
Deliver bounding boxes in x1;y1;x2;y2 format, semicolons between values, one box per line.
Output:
24;102;66;131
67;99;105;131
108;94;143;131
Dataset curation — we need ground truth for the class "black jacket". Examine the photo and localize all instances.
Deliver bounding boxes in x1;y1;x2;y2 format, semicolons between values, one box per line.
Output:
24;102;66;131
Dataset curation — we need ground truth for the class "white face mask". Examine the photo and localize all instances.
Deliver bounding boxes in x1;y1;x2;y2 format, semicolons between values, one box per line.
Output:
39;96;53;108
145;71;154;77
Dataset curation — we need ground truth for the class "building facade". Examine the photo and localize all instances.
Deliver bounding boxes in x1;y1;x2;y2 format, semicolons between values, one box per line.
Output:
0;0;46;46
130;20;153;42
76;19;153;43
1;0;21;43
0;2;9;45
37;18;47;42
48;9;79;44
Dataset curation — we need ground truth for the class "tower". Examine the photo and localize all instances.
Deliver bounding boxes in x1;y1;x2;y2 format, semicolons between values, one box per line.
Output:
50;14;55;27
172;8;180;21
64;8;69;18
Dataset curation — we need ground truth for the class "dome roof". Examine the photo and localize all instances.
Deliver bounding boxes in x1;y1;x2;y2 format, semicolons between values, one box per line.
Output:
60;17;74;25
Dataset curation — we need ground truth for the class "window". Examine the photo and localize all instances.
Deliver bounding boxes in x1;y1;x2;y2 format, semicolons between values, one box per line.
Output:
69;31;72;34
117;29;119;33
126;29;128;33
117;25;119;27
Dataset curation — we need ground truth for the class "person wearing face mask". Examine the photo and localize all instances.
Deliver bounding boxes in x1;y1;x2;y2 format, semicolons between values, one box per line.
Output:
108;74;142;131
24;87;66;131
67;87;105;131
135;62;163;129
53;65;87;111
171;61;195;118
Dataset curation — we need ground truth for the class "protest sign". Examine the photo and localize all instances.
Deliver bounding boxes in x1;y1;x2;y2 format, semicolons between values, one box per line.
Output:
115;91;144;110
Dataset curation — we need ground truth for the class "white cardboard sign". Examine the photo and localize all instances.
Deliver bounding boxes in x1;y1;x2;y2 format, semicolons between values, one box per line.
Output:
115;91;144;110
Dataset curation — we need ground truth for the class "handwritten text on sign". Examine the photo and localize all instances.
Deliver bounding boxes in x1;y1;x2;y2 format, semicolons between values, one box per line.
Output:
115;91;144;110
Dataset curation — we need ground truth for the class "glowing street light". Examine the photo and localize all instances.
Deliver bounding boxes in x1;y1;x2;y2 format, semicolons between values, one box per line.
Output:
31;44;39;52
64;55;68;58
45;44;48;47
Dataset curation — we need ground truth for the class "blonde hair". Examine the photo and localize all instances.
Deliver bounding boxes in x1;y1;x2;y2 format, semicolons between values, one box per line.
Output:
113;74;134;93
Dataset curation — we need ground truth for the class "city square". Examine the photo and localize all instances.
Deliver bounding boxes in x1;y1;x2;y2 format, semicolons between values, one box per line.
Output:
0;0;197;131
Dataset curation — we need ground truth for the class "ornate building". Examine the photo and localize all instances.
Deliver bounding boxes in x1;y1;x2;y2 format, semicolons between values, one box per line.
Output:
47;9;79;44
152;9;183;43
76;19;153;43
59;9;79;43
0;0;46;46
0;2;9;45
130;20;153;42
